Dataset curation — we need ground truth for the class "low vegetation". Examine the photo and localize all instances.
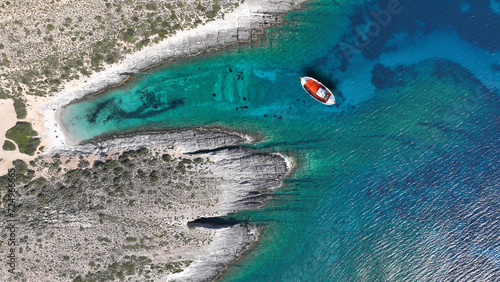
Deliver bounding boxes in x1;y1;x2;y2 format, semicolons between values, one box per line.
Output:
5;121;40;155
13;98;27;119
0;0;243;99
0;148;218;281
2;140;16;150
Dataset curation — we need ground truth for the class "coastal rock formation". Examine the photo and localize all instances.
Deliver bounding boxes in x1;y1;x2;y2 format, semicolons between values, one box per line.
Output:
210;148;288;213
56;128;287;213
0;128;289;281
165;223;259;282
55;128;251;156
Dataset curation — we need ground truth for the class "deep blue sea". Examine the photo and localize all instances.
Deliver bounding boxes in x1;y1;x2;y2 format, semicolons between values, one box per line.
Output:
61;0;500;280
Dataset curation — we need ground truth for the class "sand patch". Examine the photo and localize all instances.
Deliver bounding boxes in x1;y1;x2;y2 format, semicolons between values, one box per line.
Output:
0;99;23;174
0;99;17;144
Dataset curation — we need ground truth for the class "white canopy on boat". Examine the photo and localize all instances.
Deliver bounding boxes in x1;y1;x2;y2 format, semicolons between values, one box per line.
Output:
316;88;328;99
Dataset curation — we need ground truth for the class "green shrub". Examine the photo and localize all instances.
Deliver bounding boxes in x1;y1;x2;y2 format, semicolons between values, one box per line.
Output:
97;237;112;243
161;154;171;162
63;17;72;26
135;38;150;50
91;53;104;68
102;159;118;172
137;169;146;179
105;52;119;64
149;170;158;182
13;99;27;119
12;159;28;175
207;4;221;18
122;28;135;43
145;3;157;10
176;163;186;174
196;4;206;11
136;147;149;157
113;166;124;175
5;122;40;156
2;140;15;151
78;159;90;168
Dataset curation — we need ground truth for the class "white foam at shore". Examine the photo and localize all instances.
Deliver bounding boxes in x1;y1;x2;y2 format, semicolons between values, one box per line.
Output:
273;152;294;172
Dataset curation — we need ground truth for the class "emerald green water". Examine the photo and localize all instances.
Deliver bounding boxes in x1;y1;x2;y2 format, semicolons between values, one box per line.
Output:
61;0;500;280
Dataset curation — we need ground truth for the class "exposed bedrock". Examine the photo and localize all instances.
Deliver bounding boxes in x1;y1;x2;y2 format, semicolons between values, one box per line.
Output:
209;148;288;213
55;128;288;213
54;128;250;156
166;223;259;282
51;128;289;281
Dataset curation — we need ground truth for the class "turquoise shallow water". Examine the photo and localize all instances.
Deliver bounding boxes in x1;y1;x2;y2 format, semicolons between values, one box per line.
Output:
61;0;500;280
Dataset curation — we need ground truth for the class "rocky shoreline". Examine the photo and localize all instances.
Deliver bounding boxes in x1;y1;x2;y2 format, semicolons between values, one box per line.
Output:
0;126;289;280
166;223;261;282
42;0;307;150
54;128;289;213
27;0;304;280
50;128;289;281
55;128;253;157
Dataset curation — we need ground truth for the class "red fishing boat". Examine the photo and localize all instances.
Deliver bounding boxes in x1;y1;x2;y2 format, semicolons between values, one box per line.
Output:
300;76;336;105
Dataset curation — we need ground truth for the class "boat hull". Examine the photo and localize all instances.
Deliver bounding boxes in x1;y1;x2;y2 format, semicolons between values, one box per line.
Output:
300;76;336;105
